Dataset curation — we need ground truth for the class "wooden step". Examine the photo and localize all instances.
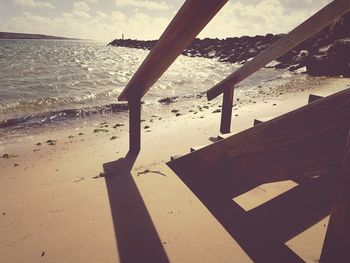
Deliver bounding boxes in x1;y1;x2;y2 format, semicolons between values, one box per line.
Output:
170;155;182;161
253;117;273;126
217;133;235;140
308;94;324;103
190;144;209;152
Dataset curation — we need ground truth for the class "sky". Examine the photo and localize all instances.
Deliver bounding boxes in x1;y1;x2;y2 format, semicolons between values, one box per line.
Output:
0;0;332;41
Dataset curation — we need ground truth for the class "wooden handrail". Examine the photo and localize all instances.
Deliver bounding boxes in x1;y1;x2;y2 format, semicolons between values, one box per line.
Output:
206;0;350;101
118;0;228;101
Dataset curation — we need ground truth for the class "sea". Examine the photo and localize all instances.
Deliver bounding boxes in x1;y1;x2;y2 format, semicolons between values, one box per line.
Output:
0;39;307;136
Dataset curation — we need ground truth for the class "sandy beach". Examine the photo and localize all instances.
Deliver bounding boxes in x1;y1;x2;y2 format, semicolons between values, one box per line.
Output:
1;76;350;262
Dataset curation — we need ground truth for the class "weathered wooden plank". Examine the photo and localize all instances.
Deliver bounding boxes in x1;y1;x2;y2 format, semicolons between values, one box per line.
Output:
206;0;350;101
129;100;141;153
320;131;350;263
118;0;228;101
220;87;234;134
168;88;350;184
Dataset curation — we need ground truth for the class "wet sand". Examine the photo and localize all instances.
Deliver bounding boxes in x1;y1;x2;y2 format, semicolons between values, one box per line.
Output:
0;77;349;262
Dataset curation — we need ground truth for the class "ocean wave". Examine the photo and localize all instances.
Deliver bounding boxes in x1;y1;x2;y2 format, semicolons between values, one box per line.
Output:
0;102;129;129
0;88;122;114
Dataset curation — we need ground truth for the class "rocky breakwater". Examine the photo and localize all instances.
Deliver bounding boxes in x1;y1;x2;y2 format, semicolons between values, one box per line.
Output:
109;12;350;77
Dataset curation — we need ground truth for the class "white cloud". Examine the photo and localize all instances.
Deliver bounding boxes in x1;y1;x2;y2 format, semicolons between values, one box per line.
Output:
199;0;331;38
96;10;108;19
73;2;90;12
14;0;54;9
73;1;90;18
116;0;169;11
111;11;126;22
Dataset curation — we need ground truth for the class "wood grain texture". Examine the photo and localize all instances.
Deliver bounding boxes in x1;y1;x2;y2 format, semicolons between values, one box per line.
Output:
206;0;350;101
168;88;350;184
129;100;141;154
118;0;228;101
320;131;350;263
220;87;234;134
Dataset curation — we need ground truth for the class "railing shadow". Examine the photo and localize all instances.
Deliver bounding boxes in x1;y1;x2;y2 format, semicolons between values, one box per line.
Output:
103;151;169;263
168;161;335;263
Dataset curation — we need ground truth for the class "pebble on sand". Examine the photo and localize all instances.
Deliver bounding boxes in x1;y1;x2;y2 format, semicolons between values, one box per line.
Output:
93;128;109;133
46;140;57;145
113;123;125;128
2;153;18;158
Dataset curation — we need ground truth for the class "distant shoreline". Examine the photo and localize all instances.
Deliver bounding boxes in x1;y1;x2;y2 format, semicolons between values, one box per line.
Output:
0;31;82;40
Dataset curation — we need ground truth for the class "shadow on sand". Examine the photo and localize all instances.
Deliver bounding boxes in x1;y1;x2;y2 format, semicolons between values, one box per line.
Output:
103;151;169;263
167;161;336;263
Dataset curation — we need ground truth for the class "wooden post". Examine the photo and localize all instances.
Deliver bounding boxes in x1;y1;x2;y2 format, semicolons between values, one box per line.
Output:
129;99;141;154
320;131;350;263
220;87;234;134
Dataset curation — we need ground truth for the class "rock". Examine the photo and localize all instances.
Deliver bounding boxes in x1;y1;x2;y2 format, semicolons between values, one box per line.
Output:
306;38;350;76
46;139;57;144
144;125;150;129
292;50;309;64
113;123;125;128
171;109;179;113
276;50;298;63
110;136;118;140
212;109;221;113
93;128;109;133
158;96;179;104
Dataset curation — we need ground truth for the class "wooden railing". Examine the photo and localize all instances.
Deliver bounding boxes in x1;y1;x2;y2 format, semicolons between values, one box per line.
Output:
118;0;350;152
118;0;228;153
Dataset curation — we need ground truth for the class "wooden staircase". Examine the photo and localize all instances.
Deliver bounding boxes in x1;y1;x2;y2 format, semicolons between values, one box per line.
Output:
167;88;350;262
172;93;324;159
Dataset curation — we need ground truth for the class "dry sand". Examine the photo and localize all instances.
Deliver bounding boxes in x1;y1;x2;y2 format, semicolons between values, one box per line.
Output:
1;77;350;262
